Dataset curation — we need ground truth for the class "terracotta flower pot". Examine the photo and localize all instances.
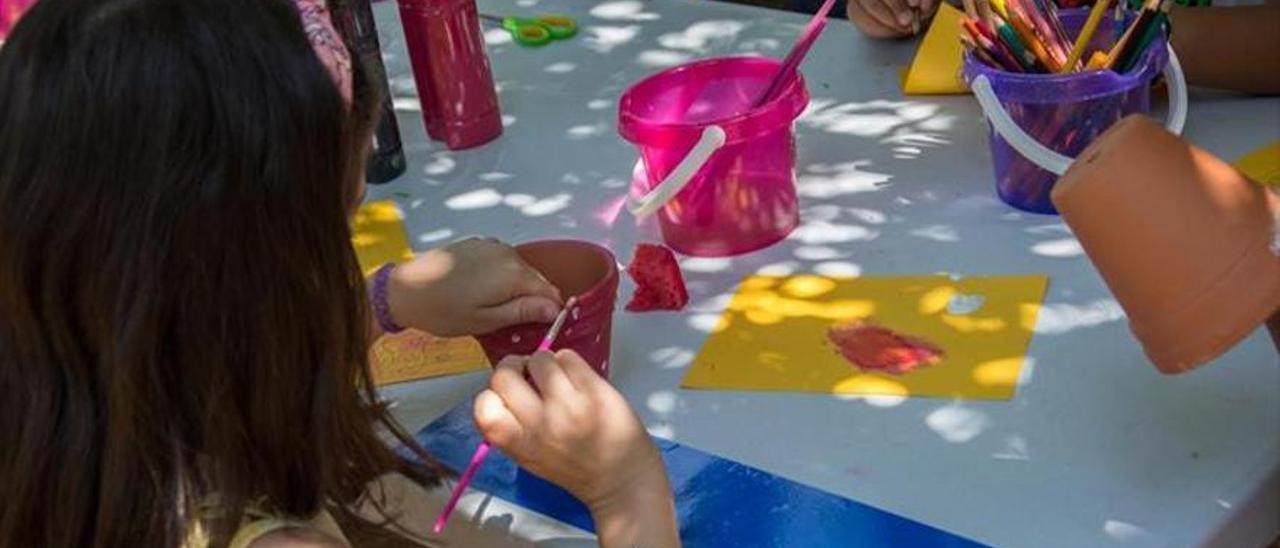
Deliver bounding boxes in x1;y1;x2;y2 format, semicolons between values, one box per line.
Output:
1051;115;1280;373
474;240;619;378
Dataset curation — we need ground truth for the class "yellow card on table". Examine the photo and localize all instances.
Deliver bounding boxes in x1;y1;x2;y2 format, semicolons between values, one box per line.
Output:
902;3;968;95
370;330;489;386
352;200;488;385
1233;141;1280;187
682;274;1049;400
353;200;416;276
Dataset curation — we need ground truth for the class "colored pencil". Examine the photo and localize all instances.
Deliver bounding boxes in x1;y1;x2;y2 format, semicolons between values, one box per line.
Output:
1060;0;1111;72
975;16;1029;71
1085;50;1109;70
975;0;997;29
990;0;1010;18
988;32;1027;70
1008;9;1059;71
963;18;1023;70
993;14;1042;70
1038;0;1075;61
1104;2;1154;69
961;32;1005;69
1112;0;1125;42
1017;0;1070;64
1118;0;1171;72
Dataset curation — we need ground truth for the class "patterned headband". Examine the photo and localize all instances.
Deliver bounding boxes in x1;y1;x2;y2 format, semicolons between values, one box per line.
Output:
293;0;353;104
3;2;352;101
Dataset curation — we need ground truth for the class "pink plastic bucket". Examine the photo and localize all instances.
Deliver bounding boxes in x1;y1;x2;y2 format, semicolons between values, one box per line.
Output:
474;241;618;378
618;56;810;257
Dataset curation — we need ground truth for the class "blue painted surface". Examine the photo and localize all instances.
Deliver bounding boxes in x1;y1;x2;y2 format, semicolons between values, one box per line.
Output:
415;399;987;547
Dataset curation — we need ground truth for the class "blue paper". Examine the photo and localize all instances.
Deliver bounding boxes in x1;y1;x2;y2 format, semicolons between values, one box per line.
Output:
415;399;985;547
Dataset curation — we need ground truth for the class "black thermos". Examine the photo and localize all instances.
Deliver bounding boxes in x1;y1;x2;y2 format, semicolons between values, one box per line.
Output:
332;0;407;184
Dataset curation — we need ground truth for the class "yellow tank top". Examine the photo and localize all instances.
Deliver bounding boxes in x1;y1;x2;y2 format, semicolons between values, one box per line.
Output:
184;508;348;548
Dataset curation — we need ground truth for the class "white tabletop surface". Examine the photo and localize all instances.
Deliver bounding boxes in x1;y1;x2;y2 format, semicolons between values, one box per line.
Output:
368;1;1280;546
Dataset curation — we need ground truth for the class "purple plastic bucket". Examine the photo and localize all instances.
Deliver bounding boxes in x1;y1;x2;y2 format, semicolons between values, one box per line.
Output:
962;10;1168;214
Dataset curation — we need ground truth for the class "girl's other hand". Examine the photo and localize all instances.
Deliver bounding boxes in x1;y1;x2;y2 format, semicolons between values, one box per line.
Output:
475;351;680;548
387;238;563;337
847;0;937;38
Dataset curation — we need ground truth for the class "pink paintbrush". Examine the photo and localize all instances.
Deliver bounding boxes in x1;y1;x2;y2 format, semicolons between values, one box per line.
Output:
432;296;578;535
752;0;838;108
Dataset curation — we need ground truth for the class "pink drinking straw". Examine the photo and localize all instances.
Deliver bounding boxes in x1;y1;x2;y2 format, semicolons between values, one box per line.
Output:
752;0;838;108
432;297;578;535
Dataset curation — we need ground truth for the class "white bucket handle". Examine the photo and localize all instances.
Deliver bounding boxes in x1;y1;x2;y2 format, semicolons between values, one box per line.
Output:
626;125;727;218
971;43;1188;176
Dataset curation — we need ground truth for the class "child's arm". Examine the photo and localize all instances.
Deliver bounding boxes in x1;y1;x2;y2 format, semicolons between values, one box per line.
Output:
476;351;681;548
1170;5;1280;95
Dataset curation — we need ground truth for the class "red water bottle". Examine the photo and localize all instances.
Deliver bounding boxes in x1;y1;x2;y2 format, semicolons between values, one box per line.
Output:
397;0;502;150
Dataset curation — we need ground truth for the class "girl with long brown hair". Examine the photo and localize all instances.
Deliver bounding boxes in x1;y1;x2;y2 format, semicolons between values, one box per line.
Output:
0;0;679;546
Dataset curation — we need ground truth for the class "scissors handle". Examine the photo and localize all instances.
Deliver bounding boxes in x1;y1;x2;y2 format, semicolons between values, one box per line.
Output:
481;13;577;47
504;18;553;46
534;14;578;39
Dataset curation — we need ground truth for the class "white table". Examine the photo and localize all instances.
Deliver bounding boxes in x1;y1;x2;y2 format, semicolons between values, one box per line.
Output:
368;1;1280;546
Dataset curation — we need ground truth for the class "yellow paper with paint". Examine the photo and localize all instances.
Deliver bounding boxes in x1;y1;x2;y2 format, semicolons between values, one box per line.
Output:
352;200;488;385
1234;141;1280;187
902;3;968;95
370;330;489;385
682;274;1049;400
353;200;416;276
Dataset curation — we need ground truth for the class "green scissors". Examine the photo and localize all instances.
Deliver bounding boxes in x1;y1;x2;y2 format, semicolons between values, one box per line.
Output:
478;13;578;47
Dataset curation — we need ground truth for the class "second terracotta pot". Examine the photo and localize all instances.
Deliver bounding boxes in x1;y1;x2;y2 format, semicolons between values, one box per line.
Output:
1051;115;1280;373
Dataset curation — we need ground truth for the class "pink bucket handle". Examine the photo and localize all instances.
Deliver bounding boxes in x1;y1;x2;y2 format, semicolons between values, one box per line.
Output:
626;125;727;219
971;43;1187;176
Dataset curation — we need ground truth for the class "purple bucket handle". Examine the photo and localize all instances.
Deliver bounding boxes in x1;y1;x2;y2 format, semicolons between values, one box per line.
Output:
626;125;727;218
970;43;1188;176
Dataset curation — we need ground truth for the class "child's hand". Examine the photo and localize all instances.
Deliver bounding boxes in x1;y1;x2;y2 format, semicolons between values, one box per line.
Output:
475;351;680;548
847;0;937;38
387;238;563;337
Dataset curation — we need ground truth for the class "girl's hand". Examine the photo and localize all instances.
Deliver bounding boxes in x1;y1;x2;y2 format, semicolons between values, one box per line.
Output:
474;351;680;548
847;0;937;38
386;238;563;337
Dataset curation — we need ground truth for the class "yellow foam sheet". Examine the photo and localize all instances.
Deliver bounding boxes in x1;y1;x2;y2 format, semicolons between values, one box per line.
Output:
902;3;968;95
352;201;488;385
370;329;489;386
353;200;417;277
682;274;1049;400
1234;140;1280;187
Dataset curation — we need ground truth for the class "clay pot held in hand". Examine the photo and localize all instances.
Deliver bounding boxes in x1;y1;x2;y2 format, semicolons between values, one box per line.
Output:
1051;115;1280;374
474;240;619;378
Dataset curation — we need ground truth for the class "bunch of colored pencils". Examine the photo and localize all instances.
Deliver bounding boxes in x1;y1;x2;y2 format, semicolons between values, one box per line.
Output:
959;0;1172;74
1085;0;1174;72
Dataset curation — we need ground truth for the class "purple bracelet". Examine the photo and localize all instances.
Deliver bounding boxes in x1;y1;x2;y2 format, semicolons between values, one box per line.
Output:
371;263;405;334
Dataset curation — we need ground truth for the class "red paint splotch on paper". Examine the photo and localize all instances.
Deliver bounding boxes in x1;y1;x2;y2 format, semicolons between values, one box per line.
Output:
827;322;944;375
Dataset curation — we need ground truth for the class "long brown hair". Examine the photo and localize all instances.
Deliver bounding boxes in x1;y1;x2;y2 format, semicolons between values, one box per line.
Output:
0;0;444;545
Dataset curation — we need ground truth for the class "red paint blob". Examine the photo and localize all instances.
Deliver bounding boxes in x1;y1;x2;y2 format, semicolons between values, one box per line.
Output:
827;322;944;375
